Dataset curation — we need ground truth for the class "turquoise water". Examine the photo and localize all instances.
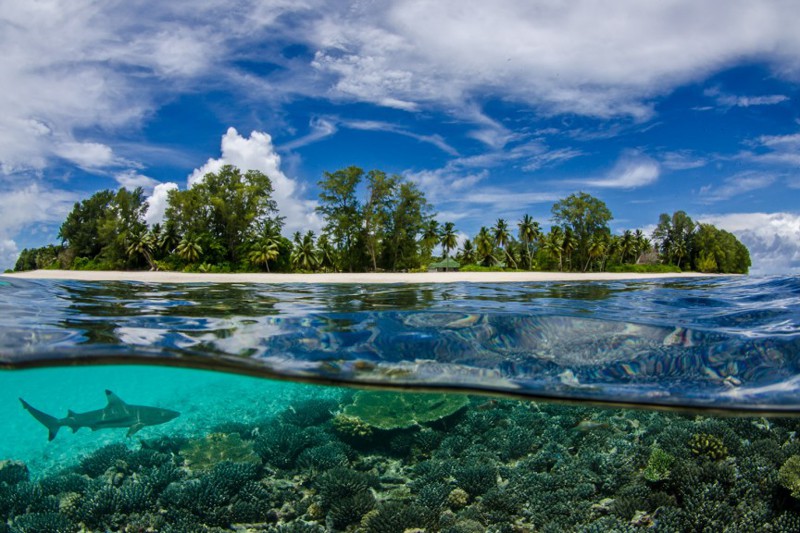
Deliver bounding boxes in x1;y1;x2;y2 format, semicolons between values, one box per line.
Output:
2;276;800;531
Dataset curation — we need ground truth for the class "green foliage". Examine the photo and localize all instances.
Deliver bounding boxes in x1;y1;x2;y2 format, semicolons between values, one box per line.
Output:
11;163;751;276
696;251;718;273
643;447;675;482
342;391;469;430
551;192;612;271
692;223;750;274
166;165;280;265
607;263;681;273
459;264;524;272
13;245;67;271
779;455;800;499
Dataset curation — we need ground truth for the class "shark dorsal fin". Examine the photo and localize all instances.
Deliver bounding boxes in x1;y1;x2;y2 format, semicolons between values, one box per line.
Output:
105;390;127;409
67;409;77;417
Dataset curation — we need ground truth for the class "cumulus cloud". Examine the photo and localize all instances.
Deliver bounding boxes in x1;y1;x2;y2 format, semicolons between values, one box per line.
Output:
186;128;322;234
0;1;291;176
0;182;77;268
0;238;19;270
700;212;800;275
114;171;161;194
0;183;76;238
144;182;179;226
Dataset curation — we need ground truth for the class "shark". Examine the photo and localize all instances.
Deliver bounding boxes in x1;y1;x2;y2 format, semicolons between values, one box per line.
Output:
20;390;180;441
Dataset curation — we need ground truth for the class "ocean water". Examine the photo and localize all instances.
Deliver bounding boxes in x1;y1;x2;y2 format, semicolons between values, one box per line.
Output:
1;276;800;531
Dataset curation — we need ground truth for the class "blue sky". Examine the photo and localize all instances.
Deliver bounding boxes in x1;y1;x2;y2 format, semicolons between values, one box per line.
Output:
1;1;799;274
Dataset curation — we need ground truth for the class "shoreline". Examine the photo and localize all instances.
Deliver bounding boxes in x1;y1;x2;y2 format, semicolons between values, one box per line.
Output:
2;269;720;284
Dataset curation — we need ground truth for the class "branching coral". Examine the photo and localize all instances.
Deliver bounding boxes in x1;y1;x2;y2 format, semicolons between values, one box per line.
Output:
689;433;729;461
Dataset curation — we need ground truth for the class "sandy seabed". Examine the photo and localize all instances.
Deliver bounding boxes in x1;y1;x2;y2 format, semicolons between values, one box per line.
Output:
3;269;718;284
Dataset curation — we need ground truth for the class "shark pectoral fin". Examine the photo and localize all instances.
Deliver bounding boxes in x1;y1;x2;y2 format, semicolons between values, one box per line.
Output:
126;423;145;438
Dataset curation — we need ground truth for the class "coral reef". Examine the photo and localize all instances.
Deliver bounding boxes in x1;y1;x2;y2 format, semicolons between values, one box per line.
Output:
643;447;675;482
341;391;469;430
4;394;800;531
179;431;260;470
688;432;729;460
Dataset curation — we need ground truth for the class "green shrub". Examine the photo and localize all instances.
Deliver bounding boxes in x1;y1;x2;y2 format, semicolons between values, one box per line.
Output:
607;263;682;274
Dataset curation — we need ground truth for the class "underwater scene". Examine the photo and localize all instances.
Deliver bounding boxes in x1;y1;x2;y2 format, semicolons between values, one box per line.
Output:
2;276;800;532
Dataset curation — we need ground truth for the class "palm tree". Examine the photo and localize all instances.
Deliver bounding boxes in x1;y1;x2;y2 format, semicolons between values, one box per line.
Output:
493;218;517;268
458;239;476;265
249;239;279;272
126;229;158;270
421;220;440;261
176;235;202;264
671;240;687;269
620;230;634;264
316;233;337;272
439;222;458;271
159;221;181;255
292;231;319;271
476;227;497;266
544;228;564;271
517;214;541;270
585;234;607;272
562;227;576;271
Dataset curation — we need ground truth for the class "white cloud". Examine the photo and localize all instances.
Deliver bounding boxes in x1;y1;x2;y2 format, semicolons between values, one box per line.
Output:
54;142;116;169
739;131;800;167
115;171;161;194
0;238;19;270
698;171;775;202
659;150;708;170
700;212;800;275
308;1;800;120
0;182;77;269
144;182;179;227
0;183;76;237
579;153;660;189
280;118;338;151
344;119;458;155
187;128;322;234
0;1;292;176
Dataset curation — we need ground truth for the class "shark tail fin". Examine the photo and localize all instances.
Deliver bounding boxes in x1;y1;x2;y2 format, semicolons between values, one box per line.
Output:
19;398;61;441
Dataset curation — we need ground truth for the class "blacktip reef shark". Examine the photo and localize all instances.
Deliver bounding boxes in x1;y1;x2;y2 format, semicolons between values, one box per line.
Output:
19;390;180;441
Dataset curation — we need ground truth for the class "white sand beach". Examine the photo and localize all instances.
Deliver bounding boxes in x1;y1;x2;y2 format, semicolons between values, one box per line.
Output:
3;269;719;284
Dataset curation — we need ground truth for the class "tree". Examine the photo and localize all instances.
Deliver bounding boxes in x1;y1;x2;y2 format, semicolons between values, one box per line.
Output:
248;239;279;272
382;181;431;271
316;166;363;272
58;189;116;259
518;214;541;270
652;210;695;266
316;233;337;272
176;235;202;264
439;222;458;271
458;239;476;265
544;227;564;271
292;231;319;271
475;227;497;266
492;218;516;268
421;219;441;264
126;229;158;270
551;192;612;271
363;170;398;271
692;223;750;273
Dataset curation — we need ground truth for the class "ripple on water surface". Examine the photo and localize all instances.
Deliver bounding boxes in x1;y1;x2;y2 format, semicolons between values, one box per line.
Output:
1;275;800;412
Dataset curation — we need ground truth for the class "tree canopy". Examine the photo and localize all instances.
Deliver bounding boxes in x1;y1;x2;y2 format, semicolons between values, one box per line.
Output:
15;165;751;275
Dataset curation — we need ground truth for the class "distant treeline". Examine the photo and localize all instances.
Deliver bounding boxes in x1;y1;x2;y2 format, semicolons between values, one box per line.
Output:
13;164;751;274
